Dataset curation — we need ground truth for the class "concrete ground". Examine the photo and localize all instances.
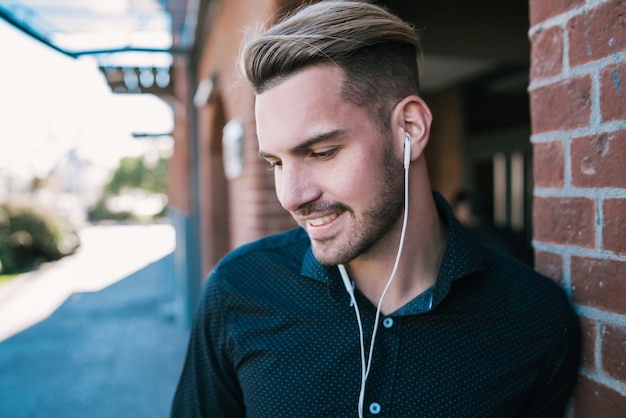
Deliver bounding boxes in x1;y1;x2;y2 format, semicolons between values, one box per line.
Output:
0;223;190;418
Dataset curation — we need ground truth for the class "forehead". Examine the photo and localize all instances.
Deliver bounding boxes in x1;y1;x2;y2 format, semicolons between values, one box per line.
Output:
255;65;361;152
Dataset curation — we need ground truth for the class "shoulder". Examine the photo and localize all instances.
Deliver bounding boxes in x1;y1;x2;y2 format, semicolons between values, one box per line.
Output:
218;227;309;271
445;244;580;367
472;245;579;329
482;246;564;295
202;227;310;296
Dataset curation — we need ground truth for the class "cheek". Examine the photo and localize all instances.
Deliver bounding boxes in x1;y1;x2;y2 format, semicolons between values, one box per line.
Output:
328;154;382;201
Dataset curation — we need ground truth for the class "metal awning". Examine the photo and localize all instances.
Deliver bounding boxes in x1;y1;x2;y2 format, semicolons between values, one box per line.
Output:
0;0;190;94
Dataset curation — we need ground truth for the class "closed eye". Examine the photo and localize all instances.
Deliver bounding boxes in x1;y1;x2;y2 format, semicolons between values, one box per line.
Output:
259;149;282;170
310;147;339;160
266;159;282;170
259;151;281;170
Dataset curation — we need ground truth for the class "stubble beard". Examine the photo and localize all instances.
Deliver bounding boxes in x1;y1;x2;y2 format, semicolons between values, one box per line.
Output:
309;141;405;266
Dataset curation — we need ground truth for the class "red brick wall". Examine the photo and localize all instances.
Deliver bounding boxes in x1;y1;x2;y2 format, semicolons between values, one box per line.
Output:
192;0;299;276
169;52;192;216
529;0;626;415
197;97;232;277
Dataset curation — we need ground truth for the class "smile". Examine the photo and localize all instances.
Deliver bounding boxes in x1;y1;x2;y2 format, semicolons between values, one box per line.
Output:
308;213;338;226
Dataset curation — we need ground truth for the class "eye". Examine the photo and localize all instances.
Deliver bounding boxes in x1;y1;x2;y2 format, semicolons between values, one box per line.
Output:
266;159;282;170
310;148;338;160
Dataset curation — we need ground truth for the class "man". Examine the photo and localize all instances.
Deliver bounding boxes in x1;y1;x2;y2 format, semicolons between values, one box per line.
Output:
171;1;581;417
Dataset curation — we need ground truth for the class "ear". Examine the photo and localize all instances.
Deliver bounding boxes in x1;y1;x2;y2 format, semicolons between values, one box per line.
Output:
391;95;433;161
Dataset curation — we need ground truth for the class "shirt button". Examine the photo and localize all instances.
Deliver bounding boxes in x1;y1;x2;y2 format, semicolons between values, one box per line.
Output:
383;317;394;328
369;402;381;414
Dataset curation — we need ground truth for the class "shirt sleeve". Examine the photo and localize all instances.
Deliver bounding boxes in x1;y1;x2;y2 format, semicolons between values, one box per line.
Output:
520;301;582;417
170;271;244;418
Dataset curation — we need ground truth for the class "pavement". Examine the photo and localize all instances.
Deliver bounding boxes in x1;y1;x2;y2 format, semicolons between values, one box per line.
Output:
0;223;190;418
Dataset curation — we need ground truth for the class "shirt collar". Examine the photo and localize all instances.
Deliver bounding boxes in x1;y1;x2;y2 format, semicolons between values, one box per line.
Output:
301;249;352;305
428;190;485;310
300;190;486;312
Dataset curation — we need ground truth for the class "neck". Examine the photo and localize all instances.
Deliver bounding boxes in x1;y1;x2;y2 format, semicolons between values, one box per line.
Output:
345;182;447;315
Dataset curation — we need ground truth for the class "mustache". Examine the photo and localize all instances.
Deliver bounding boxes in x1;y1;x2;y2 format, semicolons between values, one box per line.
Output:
294;202;349;217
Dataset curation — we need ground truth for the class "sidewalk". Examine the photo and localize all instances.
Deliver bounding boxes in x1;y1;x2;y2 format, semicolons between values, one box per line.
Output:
0;223;190;418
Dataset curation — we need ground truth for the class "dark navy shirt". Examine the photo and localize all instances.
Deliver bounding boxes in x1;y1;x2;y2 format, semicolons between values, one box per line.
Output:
171;192;581;417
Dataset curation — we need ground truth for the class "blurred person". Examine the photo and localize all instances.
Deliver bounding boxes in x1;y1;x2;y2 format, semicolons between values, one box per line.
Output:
451;189;482;228
171;1;580;417
452;189;533;265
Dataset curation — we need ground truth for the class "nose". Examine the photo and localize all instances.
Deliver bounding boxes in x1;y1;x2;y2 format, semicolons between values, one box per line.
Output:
276;162;318;212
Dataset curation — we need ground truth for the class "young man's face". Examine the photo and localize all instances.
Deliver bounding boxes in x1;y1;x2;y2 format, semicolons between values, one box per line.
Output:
256;64;405;265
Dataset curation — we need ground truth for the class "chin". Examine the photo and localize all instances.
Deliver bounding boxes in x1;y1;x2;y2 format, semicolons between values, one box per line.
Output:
310;240;360;266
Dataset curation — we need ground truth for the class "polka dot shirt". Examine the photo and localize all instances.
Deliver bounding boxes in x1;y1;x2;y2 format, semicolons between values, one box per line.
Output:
171;191;581;417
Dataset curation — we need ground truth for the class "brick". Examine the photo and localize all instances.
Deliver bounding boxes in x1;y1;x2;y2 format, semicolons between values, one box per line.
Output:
600;59;626;122
529;0;585;27
568;0;626;67
530;76;592;134
603;199;626;254
581;317;597;372
530;26;564;79
533;141;564;188
572;376;626;418
571;131;626;189
571;256;626;314
533;197;595;248
170;56;192;215
534;250;564;284
601;323;626;382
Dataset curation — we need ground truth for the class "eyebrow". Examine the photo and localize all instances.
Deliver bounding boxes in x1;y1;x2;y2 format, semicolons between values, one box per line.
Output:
258;128;346;160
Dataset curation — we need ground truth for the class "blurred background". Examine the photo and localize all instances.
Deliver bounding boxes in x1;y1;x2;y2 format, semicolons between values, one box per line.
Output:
0;2;185;417
0;5;174;277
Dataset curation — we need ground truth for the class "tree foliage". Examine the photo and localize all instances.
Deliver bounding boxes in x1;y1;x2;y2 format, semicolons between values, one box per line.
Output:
106;155;168;195
88;154;169;222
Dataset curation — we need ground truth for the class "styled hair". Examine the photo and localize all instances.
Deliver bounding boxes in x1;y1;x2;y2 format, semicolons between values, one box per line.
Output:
240;0;422;131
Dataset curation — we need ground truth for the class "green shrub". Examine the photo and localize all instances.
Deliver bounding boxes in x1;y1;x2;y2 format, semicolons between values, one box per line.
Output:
87;195;134;223
88;155;169;223
0;203;80;274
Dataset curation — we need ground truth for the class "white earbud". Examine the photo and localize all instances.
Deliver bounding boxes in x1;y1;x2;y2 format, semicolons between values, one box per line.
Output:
404;132;411;169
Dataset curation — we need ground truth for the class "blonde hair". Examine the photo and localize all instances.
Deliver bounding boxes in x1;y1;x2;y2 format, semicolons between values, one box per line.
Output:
241;0;422;131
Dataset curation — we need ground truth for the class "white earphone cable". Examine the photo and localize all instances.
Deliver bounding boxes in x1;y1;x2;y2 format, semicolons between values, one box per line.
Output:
338;145;410;417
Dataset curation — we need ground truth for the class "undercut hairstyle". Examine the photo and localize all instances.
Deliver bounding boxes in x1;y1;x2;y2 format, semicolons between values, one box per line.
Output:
240;0;422;131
